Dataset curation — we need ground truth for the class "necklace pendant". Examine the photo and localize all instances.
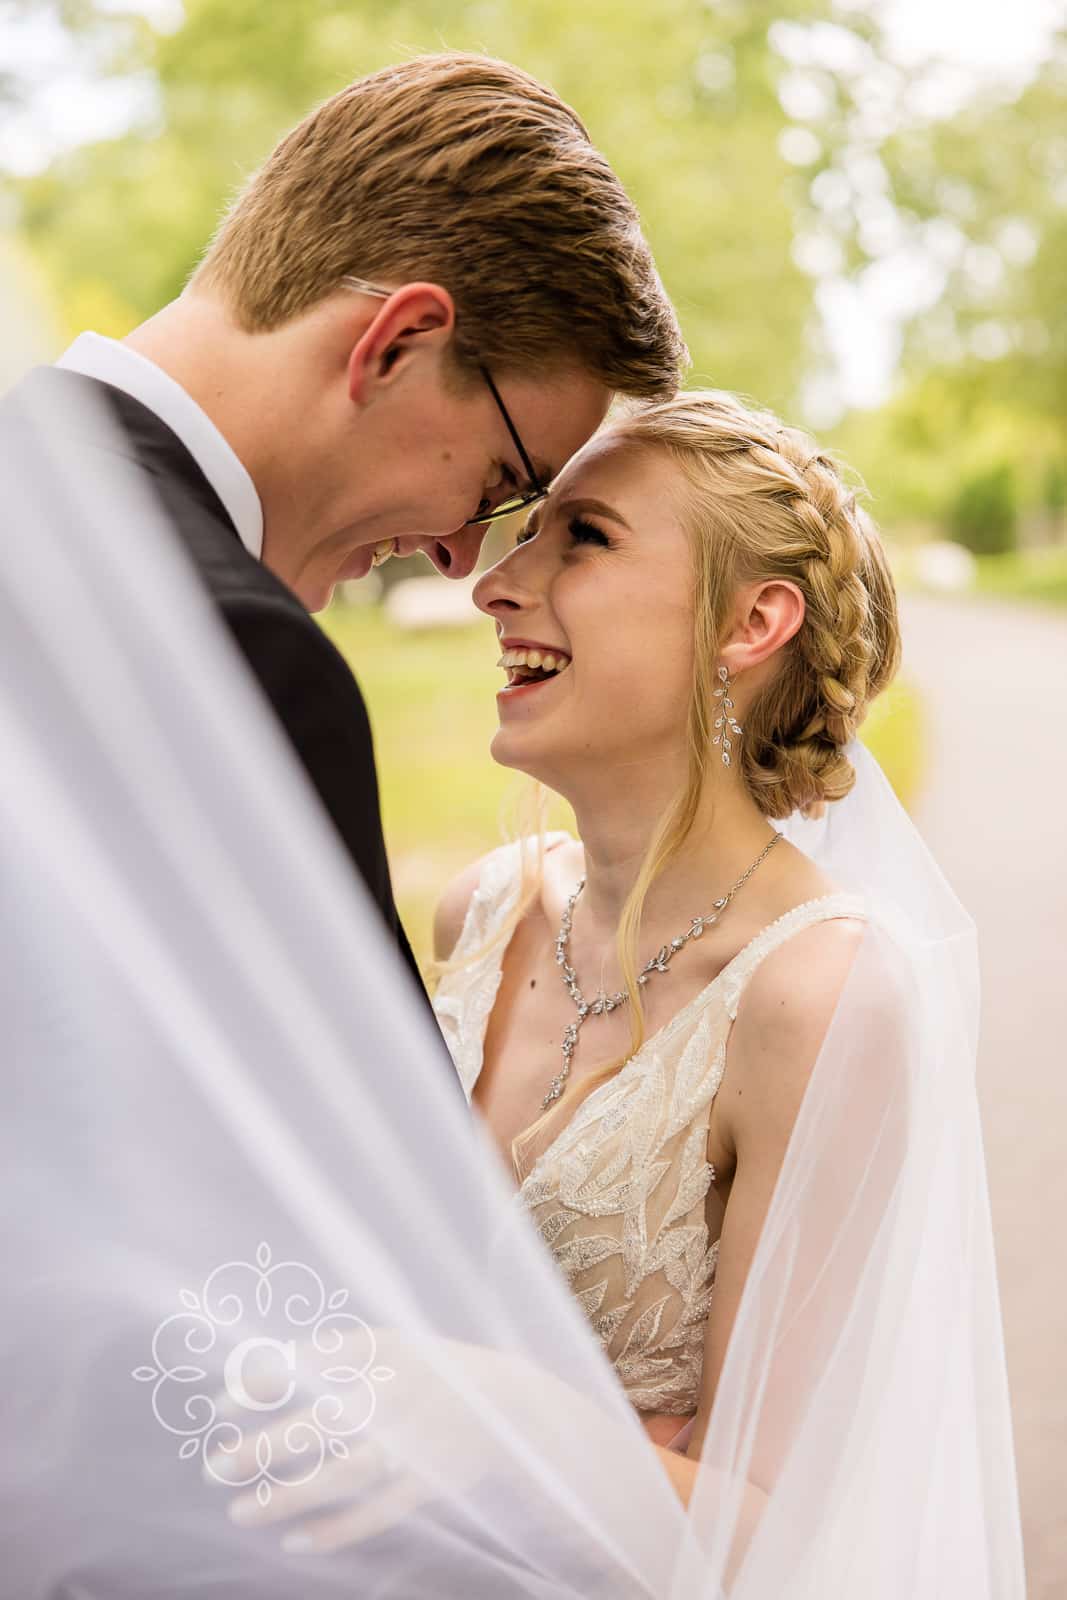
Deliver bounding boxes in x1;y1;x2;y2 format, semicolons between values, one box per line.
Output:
542;1072;567;1109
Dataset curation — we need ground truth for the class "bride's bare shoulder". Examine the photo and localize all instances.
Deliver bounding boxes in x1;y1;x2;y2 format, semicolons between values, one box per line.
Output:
433;832;575;962
722;914;870;1154
433;855;497;962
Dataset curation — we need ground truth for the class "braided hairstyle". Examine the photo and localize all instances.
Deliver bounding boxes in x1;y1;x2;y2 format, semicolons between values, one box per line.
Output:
608;390;901;820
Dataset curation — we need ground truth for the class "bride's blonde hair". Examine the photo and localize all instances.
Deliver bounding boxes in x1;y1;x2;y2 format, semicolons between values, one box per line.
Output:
620;390;901;820
440;390;902;1180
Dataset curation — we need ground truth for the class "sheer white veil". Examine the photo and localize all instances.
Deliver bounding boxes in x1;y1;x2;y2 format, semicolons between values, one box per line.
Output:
0;376;1026;1598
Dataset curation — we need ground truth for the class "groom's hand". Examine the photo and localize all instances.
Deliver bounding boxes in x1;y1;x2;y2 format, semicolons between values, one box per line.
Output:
208;1402;441;1554
201;1327;507;1555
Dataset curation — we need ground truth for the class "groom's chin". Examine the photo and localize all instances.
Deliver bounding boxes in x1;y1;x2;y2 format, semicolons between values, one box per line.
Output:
333;543;378;586
292;572;336;613
298;547;376;611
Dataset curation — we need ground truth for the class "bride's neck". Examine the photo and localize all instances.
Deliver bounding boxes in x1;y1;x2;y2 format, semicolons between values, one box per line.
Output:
566;773;780;941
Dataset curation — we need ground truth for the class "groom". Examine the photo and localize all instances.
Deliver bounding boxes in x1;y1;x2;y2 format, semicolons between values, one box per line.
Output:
2;53;684;1013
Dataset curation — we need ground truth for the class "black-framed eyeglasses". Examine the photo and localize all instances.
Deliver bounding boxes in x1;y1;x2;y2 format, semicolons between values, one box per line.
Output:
464;366;548;526
341;275;548;528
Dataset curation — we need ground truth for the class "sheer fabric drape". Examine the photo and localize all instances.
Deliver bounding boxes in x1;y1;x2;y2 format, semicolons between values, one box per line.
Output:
0;379;1025;1598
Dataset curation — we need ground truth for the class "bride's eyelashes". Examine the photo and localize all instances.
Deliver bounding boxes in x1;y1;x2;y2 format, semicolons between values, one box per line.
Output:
566;514;612;548
514;514;612;549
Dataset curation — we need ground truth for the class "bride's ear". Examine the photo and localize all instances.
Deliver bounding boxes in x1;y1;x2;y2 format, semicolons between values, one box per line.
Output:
347;283;456;406
724;579;805;674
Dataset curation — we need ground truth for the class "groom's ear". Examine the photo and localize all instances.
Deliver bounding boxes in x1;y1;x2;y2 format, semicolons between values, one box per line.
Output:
346;283;456;405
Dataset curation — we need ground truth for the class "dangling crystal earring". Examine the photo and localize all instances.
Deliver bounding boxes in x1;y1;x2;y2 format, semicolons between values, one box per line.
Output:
712;665;742;767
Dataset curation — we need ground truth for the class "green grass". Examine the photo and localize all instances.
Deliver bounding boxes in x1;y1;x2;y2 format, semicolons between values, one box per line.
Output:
319;605;925;971
971;547;1067;609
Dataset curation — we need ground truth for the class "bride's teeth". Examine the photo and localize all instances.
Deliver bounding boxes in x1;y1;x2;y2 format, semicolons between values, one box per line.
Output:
371;538;397;567
496;647;571;676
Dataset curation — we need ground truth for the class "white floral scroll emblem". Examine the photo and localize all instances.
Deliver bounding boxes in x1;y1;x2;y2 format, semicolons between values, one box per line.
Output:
132;1241;394;1506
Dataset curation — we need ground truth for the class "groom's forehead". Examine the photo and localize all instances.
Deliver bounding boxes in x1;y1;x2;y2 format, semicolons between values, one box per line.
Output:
520;372;613;468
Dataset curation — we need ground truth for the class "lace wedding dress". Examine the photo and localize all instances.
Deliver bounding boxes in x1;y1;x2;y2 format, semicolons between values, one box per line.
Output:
434;835;867;1456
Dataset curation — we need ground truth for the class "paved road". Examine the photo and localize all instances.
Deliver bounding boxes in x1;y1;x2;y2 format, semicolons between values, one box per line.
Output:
899;593;1067;1600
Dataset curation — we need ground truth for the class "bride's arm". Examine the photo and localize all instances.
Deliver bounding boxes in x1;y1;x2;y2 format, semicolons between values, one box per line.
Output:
643;921;854;1575
646;919;865;1543
687;917;866;1473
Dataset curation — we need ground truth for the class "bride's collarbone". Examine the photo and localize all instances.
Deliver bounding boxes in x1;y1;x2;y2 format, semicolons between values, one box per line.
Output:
494;865;848;1061
537;836;841;966
479;848;847;1099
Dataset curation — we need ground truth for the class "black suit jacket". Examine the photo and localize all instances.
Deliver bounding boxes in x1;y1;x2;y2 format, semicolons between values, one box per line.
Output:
3;365;447;1041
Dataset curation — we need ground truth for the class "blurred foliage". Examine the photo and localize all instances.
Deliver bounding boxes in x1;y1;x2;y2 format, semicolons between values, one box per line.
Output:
970;547;1067;611
1044;459;1067;524
831;369;1059;537
819;30;1067;540
949;463;1018;558
319;605;925;971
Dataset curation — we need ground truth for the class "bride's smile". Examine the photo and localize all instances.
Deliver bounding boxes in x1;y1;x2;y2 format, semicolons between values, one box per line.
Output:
495;642;572;692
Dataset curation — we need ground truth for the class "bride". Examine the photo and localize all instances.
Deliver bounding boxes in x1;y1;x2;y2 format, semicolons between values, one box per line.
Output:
433;389;898;1468
1;375;1025;1597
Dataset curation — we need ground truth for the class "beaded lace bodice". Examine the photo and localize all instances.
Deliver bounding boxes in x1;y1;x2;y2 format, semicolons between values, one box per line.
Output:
433;837;867;1417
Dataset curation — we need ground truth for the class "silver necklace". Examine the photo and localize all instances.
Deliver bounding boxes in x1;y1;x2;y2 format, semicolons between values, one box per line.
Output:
544;831;782;1110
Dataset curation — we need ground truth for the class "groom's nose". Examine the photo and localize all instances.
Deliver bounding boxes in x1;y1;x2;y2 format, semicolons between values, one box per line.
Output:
419;524;487;580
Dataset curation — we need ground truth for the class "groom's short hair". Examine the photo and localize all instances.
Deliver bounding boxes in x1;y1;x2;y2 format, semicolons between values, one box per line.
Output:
191;53;685;398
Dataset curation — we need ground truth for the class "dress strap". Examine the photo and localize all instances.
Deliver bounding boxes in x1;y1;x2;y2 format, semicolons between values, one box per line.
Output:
433;832;573;1105
720;892;868;1022
453;831;573;963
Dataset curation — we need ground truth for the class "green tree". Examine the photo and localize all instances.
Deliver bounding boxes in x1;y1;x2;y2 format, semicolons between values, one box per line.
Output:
949;463;1018;557
814;26;1067;535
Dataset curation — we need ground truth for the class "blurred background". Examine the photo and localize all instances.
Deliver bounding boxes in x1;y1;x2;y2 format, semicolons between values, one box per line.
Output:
2;1;1064;1593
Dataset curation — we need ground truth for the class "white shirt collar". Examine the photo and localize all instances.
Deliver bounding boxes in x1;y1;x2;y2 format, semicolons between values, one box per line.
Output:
55;332;264;561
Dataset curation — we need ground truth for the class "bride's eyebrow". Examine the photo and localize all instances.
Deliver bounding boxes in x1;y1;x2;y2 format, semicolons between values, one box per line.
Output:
556;496;631;530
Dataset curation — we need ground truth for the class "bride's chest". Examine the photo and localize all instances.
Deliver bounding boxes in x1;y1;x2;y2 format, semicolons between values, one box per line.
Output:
472;927;639;1172
470;916;737;1191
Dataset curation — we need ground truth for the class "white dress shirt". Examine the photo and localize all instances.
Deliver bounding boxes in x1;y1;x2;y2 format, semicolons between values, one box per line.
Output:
56;331;264;561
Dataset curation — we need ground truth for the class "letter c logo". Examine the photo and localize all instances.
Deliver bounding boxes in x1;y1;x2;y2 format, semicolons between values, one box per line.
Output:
223;1336;296;1411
